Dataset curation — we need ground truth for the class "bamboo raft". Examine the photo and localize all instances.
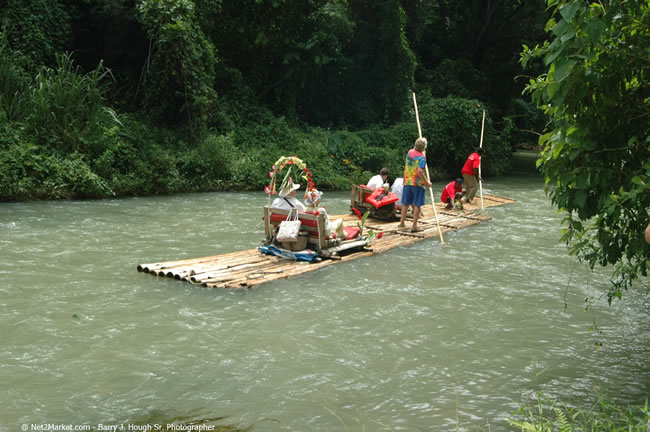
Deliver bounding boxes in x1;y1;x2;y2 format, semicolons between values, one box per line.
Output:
137;194;515;289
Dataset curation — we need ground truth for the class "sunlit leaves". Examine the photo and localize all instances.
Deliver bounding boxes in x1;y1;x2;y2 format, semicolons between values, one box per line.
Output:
521;0;650;302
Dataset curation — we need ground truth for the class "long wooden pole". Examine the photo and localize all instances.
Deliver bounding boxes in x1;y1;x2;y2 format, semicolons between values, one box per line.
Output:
412;93;445;244
478;110;485;210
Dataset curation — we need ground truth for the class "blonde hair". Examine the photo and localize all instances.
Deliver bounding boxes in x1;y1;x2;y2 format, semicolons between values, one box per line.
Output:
414;137;428;152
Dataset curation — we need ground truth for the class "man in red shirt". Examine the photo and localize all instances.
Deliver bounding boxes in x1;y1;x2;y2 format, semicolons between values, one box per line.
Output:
440;178;464;210
461;148;483;203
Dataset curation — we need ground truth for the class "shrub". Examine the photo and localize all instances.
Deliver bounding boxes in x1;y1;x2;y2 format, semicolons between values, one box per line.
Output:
25;53;114;153
180;133;235;190
417;96;512;176
0;140;112;200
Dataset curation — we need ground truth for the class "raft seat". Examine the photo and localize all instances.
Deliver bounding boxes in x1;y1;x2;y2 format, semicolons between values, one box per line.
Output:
350;184;399;221
264;206;333;251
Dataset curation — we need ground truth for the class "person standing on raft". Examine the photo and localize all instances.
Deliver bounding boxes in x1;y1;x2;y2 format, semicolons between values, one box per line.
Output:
461;148;483;203
398;137;432;232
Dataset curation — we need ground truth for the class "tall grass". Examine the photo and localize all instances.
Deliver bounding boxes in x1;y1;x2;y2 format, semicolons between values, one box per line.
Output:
508;391;650;431
25;52;114;152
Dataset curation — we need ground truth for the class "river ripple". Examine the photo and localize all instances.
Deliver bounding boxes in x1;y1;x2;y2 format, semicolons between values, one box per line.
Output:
0;176;648;431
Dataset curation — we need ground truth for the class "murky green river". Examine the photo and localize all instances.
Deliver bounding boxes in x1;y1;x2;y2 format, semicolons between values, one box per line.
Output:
1;176;648;431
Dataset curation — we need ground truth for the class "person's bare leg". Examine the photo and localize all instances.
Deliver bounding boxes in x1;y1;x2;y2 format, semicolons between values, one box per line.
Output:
411;206;421;231
398;204;408;228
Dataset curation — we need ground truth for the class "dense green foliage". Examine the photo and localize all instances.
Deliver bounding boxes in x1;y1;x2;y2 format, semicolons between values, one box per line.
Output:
509;391;650;431
0;0;70;70
137;0;218;130
0;0;551;202
521;0;650;301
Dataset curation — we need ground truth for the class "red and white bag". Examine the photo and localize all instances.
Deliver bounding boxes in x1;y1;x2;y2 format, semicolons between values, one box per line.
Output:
276;209;302;242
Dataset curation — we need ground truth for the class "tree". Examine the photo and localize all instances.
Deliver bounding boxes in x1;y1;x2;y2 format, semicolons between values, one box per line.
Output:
341;0;415;125
0;0;70;70
208;0;413;127
137;0;218;132
402;0;548;115
205;0;355;124
521;0;650;302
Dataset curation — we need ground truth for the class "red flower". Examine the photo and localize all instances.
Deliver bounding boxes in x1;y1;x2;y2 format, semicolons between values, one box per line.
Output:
352;208;362;219
264;185;271;194
376;232;384;239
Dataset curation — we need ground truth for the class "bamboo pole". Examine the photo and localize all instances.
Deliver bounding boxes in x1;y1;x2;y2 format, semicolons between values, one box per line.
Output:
137;248;259;273
478;110;486;210
162;252;269;278
412;92;445;244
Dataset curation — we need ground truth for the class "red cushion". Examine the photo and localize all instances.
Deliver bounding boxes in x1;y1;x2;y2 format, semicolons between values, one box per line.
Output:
364;189;399;208
343;227;360;239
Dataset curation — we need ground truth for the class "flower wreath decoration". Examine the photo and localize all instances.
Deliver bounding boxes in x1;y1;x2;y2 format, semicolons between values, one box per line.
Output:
264;156;315;200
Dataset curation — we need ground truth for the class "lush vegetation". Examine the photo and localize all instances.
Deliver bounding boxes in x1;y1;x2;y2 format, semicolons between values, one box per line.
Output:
521;0;650;302
509;391;650;432
0;0;548;201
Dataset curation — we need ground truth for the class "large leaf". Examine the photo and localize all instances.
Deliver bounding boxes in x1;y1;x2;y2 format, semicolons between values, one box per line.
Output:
585;18;605;43
551;18;569;37
559;1;580;22
553;59;576;81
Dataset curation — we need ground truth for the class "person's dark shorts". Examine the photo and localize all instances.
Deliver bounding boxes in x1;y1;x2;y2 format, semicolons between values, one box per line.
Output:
402;185;425;207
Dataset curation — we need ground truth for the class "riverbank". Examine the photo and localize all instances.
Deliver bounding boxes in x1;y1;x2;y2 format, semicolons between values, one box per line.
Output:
1;101;515;202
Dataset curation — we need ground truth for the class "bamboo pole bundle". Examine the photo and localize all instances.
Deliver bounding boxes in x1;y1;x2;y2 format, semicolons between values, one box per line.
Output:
175;255;275;281
156;251;265;277
138;249;260;273
202;261;302;286
192;259;290;284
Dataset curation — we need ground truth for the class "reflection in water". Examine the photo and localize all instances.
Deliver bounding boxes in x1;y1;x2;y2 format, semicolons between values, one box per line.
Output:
0;177;648;431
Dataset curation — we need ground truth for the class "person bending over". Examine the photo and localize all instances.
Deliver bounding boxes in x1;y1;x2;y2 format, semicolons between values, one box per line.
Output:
441;178;464;210
367;167;390;190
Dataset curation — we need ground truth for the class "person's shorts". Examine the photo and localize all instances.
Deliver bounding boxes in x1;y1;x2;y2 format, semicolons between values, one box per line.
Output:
402;185;425;207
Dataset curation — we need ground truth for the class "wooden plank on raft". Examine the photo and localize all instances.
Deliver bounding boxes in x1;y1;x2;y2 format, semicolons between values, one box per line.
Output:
136;194;515;290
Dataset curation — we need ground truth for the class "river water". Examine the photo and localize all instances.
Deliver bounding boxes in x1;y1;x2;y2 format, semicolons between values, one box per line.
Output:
1;175;648;431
